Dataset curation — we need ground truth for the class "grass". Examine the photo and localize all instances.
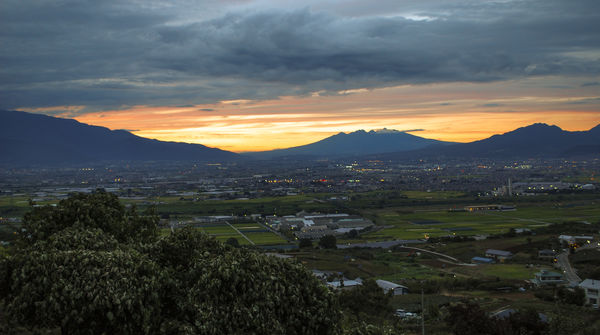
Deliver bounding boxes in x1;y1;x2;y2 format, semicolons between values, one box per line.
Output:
357;202;600;242
452;263;546;281
402;191;467;200
244;232;287;245
147;194;338;216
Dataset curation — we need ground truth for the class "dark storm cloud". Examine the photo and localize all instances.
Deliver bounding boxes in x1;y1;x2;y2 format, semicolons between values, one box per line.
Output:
1;0;599;111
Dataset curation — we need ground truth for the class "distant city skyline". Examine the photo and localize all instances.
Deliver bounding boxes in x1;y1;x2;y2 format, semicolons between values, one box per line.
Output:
3;1;599;152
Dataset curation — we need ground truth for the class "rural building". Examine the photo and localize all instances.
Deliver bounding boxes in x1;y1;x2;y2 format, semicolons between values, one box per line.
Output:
375;280;409;295
311;269;340;281
579;279;600;308
272;211;373;239
538;249;556;260
531;270;565;287
485;249;513;261
327;278;363;290
471;256;495;264
559;235;594;245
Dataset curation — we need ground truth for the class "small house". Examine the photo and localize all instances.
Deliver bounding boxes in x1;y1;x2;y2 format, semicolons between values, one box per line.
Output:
538;249;556;260
531;270;565;287
579;279;600;308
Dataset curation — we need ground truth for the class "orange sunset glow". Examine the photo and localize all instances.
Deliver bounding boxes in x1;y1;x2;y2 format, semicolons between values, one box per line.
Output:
67;79;600;152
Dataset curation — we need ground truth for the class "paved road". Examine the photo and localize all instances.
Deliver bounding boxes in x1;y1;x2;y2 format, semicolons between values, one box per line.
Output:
556;251;581;286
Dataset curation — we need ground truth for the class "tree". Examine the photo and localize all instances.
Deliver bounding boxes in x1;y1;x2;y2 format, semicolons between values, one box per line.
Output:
348;229;359;239
445;301;496;335
557;286;586;306
2;228;163;334
225;236;241;247
319;235;337;249
299;238;313;248
339;279;392;321
183;249;339;334
1;193;341;334
20;189;157;245
503;308;547;335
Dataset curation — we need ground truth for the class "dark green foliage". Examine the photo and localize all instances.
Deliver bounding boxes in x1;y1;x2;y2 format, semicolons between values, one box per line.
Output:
299;238;313;248
339;279;392;321
500;308;547;335
225;236;240;247
34;226;119;251
184;250;339;334
21;189;158;245
1;192;340;334
3;229;162;334
146;227;226;270
557;287;586;306
445;301;496;335
534;287;586;306
446;302;548;335
319;235;337;249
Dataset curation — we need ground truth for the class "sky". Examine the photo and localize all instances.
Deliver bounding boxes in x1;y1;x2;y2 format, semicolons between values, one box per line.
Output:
1;0;599;152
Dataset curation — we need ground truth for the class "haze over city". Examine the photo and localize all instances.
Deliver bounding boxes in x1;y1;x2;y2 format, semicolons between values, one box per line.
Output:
2;0;599;152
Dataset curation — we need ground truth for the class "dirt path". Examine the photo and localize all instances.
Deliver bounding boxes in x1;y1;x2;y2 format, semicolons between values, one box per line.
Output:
225;221;255;245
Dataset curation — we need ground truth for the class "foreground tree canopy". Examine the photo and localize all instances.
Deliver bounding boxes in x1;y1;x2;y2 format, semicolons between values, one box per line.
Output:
0;190;340;334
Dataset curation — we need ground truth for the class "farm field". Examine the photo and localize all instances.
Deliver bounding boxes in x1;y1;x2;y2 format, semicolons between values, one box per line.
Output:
244;232;288;245
147;194;338;216
359;202;600;242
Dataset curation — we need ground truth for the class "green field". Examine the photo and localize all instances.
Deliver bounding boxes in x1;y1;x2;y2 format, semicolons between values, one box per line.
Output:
452;263;546;280
244;232;287;245
359;202;600;241
144;194;337;216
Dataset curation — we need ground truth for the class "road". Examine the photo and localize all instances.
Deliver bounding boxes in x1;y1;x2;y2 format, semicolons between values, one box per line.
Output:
556;250;581;286
336;239;423;249
395;246;475;266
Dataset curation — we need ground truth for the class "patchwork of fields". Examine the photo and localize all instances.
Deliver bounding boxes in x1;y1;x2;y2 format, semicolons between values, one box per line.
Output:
361;203;600;241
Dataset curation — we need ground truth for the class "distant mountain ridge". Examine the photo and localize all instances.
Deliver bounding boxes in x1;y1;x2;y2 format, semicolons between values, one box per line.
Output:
375;123;600;160
2;110;598;166
245;128;454;159
0;110;238;166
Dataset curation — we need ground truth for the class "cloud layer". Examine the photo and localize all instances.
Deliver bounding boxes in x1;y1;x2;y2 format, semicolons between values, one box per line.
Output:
1;0;599;112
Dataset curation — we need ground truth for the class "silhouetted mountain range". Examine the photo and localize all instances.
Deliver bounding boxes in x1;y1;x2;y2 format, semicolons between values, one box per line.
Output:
245;129;454;159
0;110;238;166
2;110;598;166
374;123;600;160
